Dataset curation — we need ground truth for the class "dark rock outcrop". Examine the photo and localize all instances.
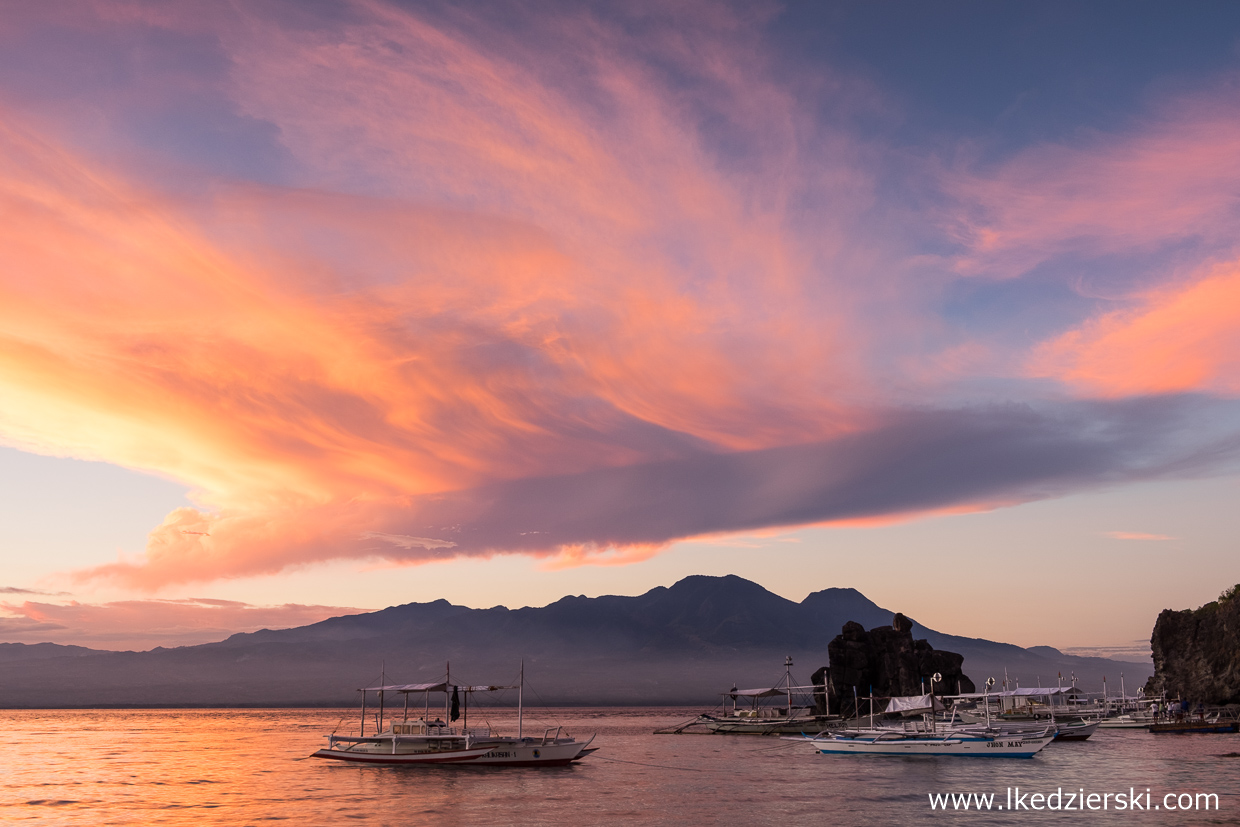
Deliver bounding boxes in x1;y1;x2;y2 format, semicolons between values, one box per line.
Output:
813;613;975;715
1145;585;1240;704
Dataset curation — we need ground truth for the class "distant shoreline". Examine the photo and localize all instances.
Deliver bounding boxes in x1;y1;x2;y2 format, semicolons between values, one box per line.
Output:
0;702;706;710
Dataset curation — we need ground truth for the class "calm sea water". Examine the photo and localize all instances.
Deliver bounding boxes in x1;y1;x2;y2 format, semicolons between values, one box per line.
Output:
2;707;1238;825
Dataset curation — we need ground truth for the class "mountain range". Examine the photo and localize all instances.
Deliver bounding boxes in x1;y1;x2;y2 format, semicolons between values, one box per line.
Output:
0;575;1152;706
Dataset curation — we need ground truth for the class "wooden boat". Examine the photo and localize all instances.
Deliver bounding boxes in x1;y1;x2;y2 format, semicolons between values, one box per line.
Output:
312;665;595;766
692;656;839;735
946;685;1102;741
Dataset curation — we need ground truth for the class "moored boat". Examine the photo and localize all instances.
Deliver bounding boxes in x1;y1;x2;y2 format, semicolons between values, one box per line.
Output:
795;728;1055;757
1097;714;1157;729
312;666;595;767
685;656;840;735
784;694;1055;757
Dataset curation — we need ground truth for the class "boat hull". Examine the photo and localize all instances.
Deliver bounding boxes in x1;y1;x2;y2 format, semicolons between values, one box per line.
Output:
1097;715;1156;729
798;732;1054;757
1149;721;1240;734
312;734;594;767
469;738;592;766
1052;720;1100;741
702;717;834;735
311;746;494;764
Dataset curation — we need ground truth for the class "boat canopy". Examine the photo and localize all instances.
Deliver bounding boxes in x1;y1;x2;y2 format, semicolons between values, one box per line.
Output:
361;683;515;693
884;694;947;716
726;684;817;698
948;687;1080;699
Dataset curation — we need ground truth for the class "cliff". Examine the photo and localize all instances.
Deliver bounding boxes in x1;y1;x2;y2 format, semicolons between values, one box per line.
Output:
811;613;975;715
1145;585;1240;704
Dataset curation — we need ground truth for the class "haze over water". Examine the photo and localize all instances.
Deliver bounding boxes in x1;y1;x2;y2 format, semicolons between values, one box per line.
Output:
4;708;1238;825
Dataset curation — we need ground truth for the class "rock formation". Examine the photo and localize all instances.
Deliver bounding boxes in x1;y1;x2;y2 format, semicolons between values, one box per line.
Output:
812;613;975;715
1145;585;1240;704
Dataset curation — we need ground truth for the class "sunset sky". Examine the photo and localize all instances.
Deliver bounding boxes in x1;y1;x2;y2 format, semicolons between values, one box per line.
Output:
2;0;1239;655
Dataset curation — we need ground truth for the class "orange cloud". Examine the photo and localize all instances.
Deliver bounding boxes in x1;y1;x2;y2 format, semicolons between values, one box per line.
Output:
0;1;888;589
1031;264;1240;396
5;2;1235;593
1101;531;1174;541
0;597;362;650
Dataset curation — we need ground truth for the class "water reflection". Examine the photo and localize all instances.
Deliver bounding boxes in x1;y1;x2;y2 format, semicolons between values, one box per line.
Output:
0;709;1237;825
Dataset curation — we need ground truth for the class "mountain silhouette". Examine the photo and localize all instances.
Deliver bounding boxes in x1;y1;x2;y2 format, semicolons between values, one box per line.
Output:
0;575;1149;706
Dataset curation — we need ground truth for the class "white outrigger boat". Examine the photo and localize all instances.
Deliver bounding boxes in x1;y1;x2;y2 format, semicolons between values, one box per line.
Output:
784;694;1054;758
798;728;1055;757
312;666;595;767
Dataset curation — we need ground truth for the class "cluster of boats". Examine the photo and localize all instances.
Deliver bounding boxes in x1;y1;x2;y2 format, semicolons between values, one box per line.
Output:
310;660;1238;767
670;662;1239;758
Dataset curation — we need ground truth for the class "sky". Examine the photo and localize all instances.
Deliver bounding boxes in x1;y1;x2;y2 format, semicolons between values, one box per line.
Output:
2;0;1240;654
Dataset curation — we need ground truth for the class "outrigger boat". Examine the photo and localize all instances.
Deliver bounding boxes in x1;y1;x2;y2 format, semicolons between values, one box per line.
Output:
798;728;1055;757
948;687;1100;741
312;665;595;766
693;657;839;735
784;694;1055;757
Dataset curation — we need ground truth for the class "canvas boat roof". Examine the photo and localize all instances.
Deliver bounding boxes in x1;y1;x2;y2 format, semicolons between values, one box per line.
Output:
885;694;947;715
948;687;1082;699
360;682;515;693
725;685;817;698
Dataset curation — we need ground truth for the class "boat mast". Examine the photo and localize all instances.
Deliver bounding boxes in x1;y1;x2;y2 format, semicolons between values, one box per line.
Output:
378;662;385;734
785;655;793;716
984;677;994;728
445;661;451;725
360;689;367;737
518;660;524;739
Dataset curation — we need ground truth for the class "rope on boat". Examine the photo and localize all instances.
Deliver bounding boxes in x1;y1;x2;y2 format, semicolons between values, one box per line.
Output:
746;740;803;753
652;716;703;734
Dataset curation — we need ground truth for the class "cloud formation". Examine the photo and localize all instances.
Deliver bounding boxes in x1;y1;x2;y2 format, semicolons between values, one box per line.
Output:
0;1;1239;589
0;598;362;650
1101;532;1175;542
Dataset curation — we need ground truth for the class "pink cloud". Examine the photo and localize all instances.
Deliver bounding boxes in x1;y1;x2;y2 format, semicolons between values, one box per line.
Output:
939;83;1240;398
945;88;1240;280
0;598;362;650
1;2;1236;592
1101;531;1174;541
0;3;895;589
